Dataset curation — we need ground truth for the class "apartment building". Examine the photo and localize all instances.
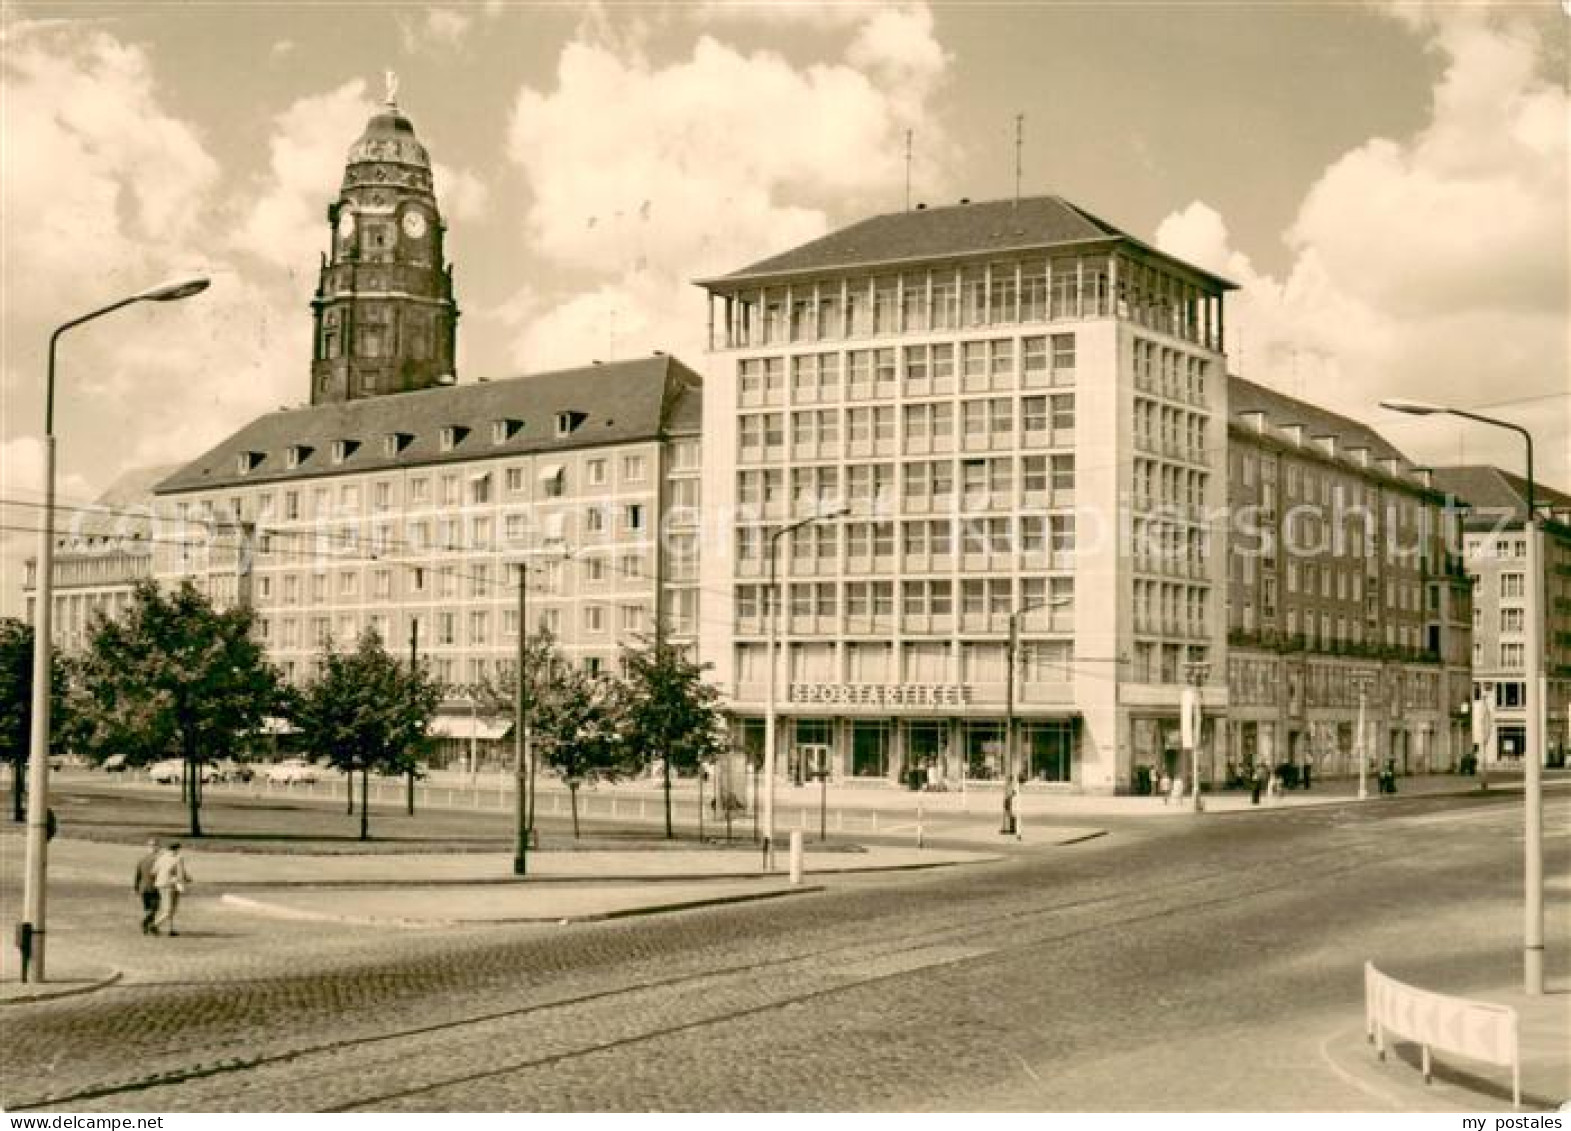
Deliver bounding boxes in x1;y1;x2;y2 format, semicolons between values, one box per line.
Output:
144;94;702;728
21;464;176;652
1225;378;1473;779
1435;465;1571;765
697;195;1234;794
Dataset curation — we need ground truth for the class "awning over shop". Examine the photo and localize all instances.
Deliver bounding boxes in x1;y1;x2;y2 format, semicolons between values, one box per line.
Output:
538;463;564;482
426;716;510;741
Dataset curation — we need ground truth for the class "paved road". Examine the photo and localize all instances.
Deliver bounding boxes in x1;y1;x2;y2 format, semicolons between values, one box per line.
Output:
2;789;1566;1111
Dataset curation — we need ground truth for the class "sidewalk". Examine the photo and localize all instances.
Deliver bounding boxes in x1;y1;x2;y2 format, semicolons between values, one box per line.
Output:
1320;980;1570;1112
0;835;1009;1000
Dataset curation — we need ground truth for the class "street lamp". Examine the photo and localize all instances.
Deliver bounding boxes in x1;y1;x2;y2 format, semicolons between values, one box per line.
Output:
762;505;850;871
1379;397;1544;995
1002;594;1071;837
22;277;209;982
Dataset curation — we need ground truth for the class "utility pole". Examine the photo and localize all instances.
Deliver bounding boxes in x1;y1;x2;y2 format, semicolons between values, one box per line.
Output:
1351;671;1376;801
407;617;419;816
514;561;529;876
1182;660;1209;813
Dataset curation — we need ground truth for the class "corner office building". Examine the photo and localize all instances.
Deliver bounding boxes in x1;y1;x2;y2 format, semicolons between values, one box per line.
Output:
697;196;1234;793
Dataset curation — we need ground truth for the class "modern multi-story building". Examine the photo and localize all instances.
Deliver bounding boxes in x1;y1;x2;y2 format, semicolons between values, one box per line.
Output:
696;195;1234;794
1435;465;1571;765
143;94;703;744
21;464;177;653
1224;378;1473;780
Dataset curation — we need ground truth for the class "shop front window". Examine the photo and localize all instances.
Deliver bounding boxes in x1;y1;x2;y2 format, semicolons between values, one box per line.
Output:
851;721;891;778
965;721;1004;780
1026;722;1075;782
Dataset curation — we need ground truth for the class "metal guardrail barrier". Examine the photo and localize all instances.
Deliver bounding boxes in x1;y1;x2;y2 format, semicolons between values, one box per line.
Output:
1364;961;1521;1109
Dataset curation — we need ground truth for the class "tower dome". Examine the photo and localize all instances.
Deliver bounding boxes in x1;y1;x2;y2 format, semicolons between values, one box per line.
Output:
309;74;459;405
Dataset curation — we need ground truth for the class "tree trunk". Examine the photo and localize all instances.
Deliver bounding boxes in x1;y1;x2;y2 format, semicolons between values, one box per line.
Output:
406;768;415;816
346;769;355;814
185;745;202;838
359;767;370;841
662;750;673;840
569;782;580;839
12;760;25;823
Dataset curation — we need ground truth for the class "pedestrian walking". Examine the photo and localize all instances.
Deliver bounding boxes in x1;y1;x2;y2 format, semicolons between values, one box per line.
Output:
1168;771;1184;806
1302;753;1314;791
1158;770;1172;805
152;842;191;936
1250;762;1264;805
133;837;161;934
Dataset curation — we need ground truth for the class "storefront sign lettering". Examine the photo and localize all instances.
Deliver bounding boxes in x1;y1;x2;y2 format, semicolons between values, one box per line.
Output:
788;684;972;707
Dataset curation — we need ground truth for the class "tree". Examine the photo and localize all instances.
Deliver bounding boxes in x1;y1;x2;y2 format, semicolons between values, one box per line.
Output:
620;632;725;839
293;629;442;841
474;630;571;841
0;619;69;823
533;660;633;838
70;580;283;837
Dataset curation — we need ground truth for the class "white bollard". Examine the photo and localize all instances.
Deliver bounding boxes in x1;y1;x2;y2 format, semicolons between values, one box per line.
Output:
789;829;803;885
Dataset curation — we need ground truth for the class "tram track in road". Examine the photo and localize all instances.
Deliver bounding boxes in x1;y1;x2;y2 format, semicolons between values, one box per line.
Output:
12;831;1400;1112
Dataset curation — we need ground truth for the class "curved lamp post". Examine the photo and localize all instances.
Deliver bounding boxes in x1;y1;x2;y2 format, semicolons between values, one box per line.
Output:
1379;397;1543;995
22;278;209;982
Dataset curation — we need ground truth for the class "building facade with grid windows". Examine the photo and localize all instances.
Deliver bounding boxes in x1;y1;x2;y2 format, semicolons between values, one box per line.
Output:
697;195;1234;794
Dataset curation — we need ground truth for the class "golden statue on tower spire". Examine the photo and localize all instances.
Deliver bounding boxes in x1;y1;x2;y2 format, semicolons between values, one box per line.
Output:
384;68;399;108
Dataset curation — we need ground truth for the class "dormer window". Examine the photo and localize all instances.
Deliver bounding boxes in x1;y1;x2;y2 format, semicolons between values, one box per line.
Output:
492;418;523;445
382;432;412;458
236;451;264;476
285;445;313;470
555;411;586;437
438;425;469;452
331;439;359;465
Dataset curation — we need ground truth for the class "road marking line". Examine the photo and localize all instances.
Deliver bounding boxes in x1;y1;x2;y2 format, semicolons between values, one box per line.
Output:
1316;1025;1411;1112
1009;1049;1042;1084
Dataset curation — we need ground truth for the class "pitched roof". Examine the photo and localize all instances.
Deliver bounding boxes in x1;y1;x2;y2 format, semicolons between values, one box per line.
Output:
156;355;701;496
1228;374;1414;467
699;194;1234;289
56;463;181;550
1432;465;1571;523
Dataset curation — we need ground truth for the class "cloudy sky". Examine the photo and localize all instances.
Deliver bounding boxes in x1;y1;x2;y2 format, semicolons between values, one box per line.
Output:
1;0;1566;613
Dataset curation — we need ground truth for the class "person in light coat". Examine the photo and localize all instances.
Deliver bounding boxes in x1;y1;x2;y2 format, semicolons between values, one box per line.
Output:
152;843;192;936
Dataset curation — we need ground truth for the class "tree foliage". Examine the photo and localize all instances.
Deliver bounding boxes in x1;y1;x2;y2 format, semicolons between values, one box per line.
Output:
69;580;283;836
293;628;443;840
619;633;725;839
0;618;69;822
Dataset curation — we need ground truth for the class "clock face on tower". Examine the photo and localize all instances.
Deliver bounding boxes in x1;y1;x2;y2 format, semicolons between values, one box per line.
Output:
401;210;427;240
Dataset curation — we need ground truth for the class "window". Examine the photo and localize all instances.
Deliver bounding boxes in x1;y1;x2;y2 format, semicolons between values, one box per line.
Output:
556;412;585;437
625;504;645;532
585;605;605;633
1500;642;1525;668
587;459;607;487
1501;573;1525;599
1500;607;1525;633
622;454;646;482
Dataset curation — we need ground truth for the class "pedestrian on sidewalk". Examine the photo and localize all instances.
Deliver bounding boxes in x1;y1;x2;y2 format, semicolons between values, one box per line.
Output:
1302;753;1313;791
1168;771;1184;806
133;837;161;934
1158;770;1172;805
152;842;192;936
1250;762;1264;805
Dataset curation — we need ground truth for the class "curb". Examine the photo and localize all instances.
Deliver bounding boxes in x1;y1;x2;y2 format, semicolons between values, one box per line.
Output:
0;968;122;1006
206;854;1004;890
220;883;824;927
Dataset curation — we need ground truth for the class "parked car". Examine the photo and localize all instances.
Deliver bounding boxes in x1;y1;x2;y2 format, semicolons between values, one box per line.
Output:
148;759;185;784
211;759;255;783
102;754;129;773
264;758;320;785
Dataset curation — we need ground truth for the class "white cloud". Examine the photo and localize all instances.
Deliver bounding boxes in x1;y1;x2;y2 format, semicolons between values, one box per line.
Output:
1155;10;1568;487
0;24;220;323
502;5;951;371
232;80;375;273
433;162;489;222
397;7;473;55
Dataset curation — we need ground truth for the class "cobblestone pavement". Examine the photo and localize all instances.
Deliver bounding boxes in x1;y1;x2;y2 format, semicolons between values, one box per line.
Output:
2;790;1566;1112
